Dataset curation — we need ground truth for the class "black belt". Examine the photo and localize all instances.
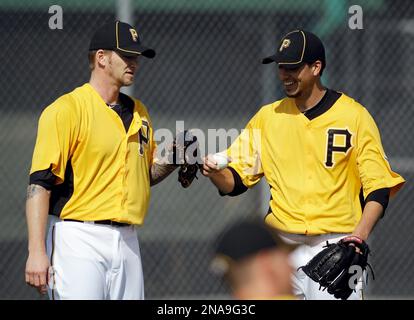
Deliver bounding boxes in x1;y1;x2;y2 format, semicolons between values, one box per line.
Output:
64;219;131;227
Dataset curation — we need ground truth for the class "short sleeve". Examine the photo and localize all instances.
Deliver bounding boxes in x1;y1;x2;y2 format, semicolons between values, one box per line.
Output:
356;108;405;198
226;113;264;188
30;100;77;184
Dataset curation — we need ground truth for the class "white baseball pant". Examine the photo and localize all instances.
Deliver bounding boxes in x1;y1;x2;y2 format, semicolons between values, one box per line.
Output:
46;216;144;300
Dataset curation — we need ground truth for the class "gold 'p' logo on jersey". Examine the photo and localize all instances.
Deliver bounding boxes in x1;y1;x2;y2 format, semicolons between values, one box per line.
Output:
129;28;139;42
279;39;291;52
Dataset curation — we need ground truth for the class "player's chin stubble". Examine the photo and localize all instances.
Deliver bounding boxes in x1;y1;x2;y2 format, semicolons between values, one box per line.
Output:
122;75;135;86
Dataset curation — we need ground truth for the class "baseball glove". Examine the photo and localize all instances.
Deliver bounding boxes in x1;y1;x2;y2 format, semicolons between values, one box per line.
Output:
171;130;201;188
298;236;374;300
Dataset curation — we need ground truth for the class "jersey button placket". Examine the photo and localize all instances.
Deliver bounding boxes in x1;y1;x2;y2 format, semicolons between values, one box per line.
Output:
304;126;315;231
119;164;125;210
306;126;314;182
121;141;129;211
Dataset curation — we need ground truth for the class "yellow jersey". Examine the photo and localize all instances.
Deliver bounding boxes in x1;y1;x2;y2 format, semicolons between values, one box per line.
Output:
227;92;405;235
30;83;156;225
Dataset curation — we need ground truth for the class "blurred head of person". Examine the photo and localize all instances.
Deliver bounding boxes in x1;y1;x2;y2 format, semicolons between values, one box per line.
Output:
211;220;296;300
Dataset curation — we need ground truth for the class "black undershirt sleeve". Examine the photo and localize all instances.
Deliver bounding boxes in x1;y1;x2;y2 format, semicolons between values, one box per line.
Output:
29;168;57;190
365;188;390;217
218;167;248;197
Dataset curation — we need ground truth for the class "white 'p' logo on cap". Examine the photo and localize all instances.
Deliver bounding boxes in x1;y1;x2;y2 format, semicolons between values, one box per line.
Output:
129;28;138;42
279;39;291;52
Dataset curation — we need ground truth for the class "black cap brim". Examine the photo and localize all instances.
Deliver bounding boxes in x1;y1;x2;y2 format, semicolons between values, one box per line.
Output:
116;45;156;58
141;48;156;58
262;55;305;70
278;62;306;70
262;55;277;64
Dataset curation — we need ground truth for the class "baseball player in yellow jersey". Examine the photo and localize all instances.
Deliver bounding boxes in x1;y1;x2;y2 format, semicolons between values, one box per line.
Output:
202;29;405;299
25;21;178;299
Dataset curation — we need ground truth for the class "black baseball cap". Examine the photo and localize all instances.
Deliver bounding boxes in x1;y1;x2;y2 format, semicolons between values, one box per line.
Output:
211;221;297;276
89;20;156;58
262;29;325;70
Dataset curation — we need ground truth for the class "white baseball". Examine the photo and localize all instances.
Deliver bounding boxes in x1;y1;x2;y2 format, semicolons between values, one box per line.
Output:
212;153;229;170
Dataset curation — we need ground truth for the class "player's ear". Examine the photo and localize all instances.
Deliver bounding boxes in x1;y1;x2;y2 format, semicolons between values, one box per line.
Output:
312;61;323;77
95;49;109;68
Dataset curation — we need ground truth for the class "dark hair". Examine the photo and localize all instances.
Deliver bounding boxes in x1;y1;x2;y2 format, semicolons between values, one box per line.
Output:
308;60;325;77
319;60;325;77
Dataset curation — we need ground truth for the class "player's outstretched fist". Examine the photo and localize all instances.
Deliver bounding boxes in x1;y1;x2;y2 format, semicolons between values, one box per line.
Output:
201;153;231;177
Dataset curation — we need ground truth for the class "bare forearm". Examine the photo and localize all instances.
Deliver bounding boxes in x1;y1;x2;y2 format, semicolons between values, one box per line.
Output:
208;168;235;194
150;163;178;186
26;185;51;253
352;201;384;241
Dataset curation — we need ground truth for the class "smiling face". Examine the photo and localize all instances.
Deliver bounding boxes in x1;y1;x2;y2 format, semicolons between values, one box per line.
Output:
278;61;323;98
